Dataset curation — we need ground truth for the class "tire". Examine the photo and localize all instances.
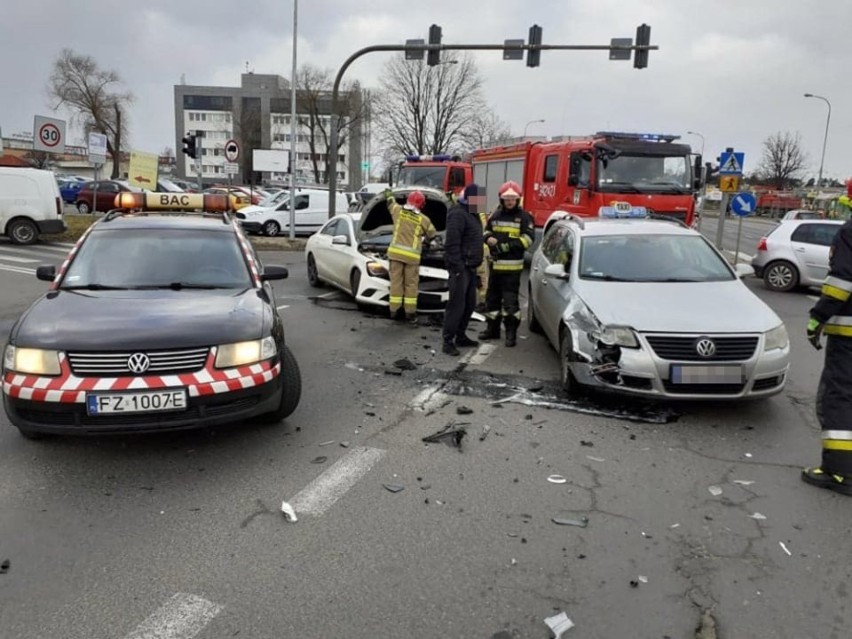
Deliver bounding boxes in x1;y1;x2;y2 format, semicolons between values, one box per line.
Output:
77;201;90;215
527;285;543;334
559;328;579;396
263;220;280;237
8;219;38;245
763;260;799;292
260;346;302;423
307;253;323;287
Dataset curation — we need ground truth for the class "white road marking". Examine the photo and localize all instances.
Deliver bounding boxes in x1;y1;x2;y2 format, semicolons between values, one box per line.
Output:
0;255;40;263
290;446;387;516
276;304;290;310
316;290;341;299
410;384;449;412
460;343;497;366
807;295;819;302
123;593;222;639
0;264;36;276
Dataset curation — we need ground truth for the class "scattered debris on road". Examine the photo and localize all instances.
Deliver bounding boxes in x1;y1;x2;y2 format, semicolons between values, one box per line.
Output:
580;440;594;447
749;512;767;520
586;456;605;463
280;501;298;522
479;424;491;441
340;441;351;448
708;485;723;497
311;456;328;464
456;405;474;415
552;516;589;528
638;575;648;584
318;440;335;447
393;358;417;371
733;479;755;486
423;422;468;450
779;541;792;556
383;484;405;493
544;610;574;637
0;559;9;574
547;475;567;484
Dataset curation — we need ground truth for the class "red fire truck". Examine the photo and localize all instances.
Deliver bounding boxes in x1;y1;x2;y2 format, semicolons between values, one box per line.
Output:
396;154;473;196
471;132;702;238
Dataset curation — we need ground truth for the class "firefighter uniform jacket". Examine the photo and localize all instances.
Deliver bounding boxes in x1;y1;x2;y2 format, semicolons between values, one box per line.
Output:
387;199;437;265
811;220;852;336
483;205;534;272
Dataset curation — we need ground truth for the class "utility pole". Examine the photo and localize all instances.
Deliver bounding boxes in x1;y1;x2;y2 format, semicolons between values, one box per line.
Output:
289;0;298;239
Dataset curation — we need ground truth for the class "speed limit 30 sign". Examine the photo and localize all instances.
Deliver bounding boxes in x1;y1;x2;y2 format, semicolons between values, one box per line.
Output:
33;115;67;153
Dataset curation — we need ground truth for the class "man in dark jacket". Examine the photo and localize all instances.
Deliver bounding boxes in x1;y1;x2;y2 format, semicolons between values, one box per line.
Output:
442;183;485;355
803;218;852;496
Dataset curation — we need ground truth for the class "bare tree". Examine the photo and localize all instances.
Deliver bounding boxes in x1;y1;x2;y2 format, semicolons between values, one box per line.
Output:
23;150;52;169
460;110;513;152
757;131;808;190
47;49;133;179
372;53;485;157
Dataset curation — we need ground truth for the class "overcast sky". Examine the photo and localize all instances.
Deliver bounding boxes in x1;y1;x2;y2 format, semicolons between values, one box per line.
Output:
1;0;848;181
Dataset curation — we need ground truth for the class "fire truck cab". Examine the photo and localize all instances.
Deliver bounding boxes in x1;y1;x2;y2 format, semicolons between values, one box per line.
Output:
397;154;472;196
472;132;702;244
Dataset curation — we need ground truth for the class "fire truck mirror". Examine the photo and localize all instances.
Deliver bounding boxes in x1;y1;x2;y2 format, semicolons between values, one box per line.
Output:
568;175;580;187
693;155;703;190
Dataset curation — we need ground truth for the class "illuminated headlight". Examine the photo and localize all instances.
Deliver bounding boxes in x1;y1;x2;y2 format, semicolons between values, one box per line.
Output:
3;345;61;375
366;261;389;278
599;326;639;348
214;337;276;368
764;324;789;351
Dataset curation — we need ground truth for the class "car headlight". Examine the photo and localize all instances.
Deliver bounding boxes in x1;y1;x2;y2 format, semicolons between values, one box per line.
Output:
598;326;639;348
214;337;276;369
3;345;61;375
764;324;789;351
366;261;389;278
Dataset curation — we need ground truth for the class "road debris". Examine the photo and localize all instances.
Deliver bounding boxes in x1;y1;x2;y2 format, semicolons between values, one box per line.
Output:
586;456;605;463
384;368;403;376
708;485;723;497
744;453;753;458
580;440;594;447
552;516;589;528
423;422;467;450
733;479;755;486
638;575;648;584
280;501;298;522
630;579;639;588
311;456;328;464
779;541;792;556
544;611;575;638
479;424;491;441
456;405;474;415
749;512;767;520
383;484;405;493
547;475;567;484
694;610;717;639
670;523;681;529
0;559;9;574
318;440;335;447
340;441;350;448
393;358;417;371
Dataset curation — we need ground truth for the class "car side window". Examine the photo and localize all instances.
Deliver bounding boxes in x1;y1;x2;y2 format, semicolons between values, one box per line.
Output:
554;230;575;267
321;220;340;236
541;224;568;262
543;155;558;183
791;223;837;246
295;195;310;210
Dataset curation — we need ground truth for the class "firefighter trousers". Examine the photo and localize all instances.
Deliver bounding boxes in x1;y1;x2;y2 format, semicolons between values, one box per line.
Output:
484;270;521;325
389;259;419;317
816;335;852;476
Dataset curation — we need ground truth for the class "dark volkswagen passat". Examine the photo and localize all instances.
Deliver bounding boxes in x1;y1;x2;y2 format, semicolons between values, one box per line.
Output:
2;197;301;439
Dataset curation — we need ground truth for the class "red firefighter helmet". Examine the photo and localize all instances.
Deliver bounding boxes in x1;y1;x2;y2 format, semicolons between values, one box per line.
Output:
404;190;426;211
499;181;522;199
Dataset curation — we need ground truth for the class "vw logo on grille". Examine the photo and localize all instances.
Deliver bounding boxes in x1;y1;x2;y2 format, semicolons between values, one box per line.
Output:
127;353;151;374
695;338;717;358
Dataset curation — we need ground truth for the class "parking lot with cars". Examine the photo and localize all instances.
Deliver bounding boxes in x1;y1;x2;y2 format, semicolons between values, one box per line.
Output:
1;208;849;637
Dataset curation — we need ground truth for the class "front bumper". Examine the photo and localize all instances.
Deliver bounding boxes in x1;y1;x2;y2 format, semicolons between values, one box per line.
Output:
240;221;263;234
37;219;67;234
569;333;790;400
354;262;449;313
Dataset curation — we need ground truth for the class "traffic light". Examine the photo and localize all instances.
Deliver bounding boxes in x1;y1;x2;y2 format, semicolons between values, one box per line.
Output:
634;23;651;69
181;132;197;159
527;24;542;68
427;24;442;66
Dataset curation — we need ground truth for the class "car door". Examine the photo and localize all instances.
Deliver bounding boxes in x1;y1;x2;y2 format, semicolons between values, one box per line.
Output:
537;227;576;344
304;192;328;234
97;182;119;210
531;223;568;344
324;217;355;288
790;223;837;284
311;218;338;282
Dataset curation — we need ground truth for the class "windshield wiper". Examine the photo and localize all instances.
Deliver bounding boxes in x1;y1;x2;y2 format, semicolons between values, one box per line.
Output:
132;283;230;290
644;277;703;283
599;181;642;193
647;182;691;194
61;284;129;291
583;274;634;282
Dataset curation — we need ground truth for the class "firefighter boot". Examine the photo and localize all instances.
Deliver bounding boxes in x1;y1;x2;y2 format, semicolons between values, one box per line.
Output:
479;318;501;341
504;317;519;348
801;467;852;496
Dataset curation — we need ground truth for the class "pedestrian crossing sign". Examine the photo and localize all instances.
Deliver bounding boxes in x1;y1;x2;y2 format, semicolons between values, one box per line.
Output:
720;175;740;192
719;151;745;175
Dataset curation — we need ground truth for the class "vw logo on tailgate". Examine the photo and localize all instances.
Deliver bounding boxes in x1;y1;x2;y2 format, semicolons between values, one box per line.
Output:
127;353;151;374
695;338;717;358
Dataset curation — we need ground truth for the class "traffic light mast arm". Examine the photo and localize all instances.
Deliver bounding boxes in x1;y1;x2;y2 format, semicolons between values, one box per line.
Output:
326;38;659;218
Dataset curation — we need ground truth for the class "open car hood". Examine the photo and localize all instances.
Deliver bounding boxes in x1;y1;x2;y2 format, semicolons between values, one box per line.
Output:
357;186;449;240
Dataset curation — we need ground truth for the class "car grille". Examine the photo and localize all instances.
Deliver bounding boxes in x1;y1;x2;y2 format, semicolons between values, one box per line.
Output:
645;335;758;362
67;347;210;376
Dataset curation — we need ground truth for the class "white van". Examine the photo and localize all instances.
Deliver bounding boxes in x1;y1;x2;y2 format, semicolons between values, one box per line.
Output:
238;188;350;236
0;167;66;245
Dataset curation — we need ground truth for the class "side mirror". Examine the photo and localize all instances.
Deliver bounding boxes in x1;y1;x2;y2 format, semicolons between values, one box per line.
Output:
36;265;56;282
733;263;754;279
568;175;579;187
693;154;703;190
332;234;350;246
261;265;289;281
544;263;569;280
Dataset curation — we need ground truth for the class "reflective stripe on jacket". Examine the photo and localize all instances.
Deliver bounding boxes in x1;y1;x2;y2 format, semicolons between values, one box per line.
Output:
813;220;852;338
387;200;436;265
483;206;534;272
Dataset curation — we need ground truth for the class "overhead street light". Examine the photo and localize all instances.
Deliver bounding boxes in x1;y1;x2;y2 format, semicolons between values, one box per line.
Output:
523;119;545;138
804;93;831;188
686;130;705;156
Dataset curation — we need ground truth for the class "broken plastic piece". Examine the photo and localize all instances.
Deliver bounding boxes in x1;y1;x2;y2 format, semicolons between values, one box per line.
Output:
708;485;723;497
733;479;755;486
544;611;574;638
456;405;473;415
749;512;767;520
638;575;648;584
423;423;467;450
0;559;9;574
383;483;405;493
311;456;328;464
745;453;753;458
384;368;403;376
547;475;567;484
585;456;605;463
340;441;350;448
280;501;298;522
479;424;491;441
318;440;335;447
580;440;594;447
393;358;417;371
552;516;588;528
779;541;792;556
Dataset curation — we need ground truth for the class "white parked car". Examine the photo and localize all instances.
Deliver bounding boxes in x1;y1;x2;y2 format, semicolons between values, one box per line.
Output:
529;207;790;400
304;186;453;313
239;188;349;237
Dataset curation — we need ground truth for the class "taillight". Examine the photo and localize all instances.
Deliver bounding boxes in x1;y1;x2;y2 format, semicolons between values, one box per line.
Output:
757;237;767;251
56;197;63;216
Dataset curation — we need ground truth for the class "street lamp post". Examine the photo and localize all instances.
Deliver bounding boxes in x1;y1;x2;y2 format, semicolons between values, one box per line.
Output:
686;130;705;156
686;130;707;229
804;93;831;189
288;0;298;240
523;119;545;139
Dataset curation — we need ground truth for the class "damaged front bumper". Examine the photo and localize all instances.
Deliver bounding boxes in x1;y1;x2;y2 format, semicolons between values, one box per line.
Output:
356;254;450;313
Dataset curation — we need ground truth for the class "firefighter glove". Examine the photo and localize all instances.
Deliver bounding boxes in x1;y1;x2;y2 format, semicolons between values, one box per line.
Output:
807;317;825;351
497;242;512;254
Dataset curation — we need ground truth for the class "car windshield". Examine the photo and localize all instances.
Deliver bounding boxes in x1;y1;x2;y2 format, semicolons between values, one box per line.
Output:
397;166;447;189
60;229;253;289
579;233;734;283
597;154;690;193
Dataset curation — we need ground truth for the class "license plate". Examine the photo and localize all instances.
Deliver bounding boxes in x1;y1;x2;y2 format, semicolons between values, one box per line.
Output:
86;389;187;415
670;364;743;384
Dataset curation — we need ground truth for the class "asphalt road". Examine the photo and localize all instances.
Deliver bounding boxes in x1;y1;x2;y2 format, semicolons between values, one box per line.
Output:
0;240;848;639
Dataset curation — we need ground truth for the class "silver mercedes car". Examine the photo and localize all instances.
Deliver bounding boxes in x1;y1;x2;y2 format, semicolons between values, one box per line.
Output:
528;208;790;400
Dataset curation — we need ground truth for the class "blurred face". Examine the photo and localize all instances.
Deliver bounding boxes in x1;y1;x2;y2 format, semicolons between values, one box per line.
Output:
468;194;486;213
502;196;519;209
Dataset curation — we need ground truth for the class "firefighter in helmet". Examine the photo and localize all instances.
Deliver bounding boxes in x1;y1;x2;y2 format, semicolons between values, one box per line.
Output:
479;181;534;347
803;193;852;496
384;189;437;326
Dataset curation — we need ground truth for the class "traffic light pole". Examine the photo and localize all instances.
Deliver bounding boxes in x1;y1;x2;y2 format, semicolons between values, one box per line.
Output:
326;39;658;219
196;133;203;192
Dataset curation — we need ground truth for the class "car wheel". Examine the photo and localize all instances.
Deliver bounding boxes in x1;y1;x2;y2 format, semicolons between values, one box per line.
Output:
307;253;323;287
259;346;302;423
8;219;39;245
559;328;579;395
263;220;280;237
763;260;799;292
527;285;543;334
77;201;90;215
